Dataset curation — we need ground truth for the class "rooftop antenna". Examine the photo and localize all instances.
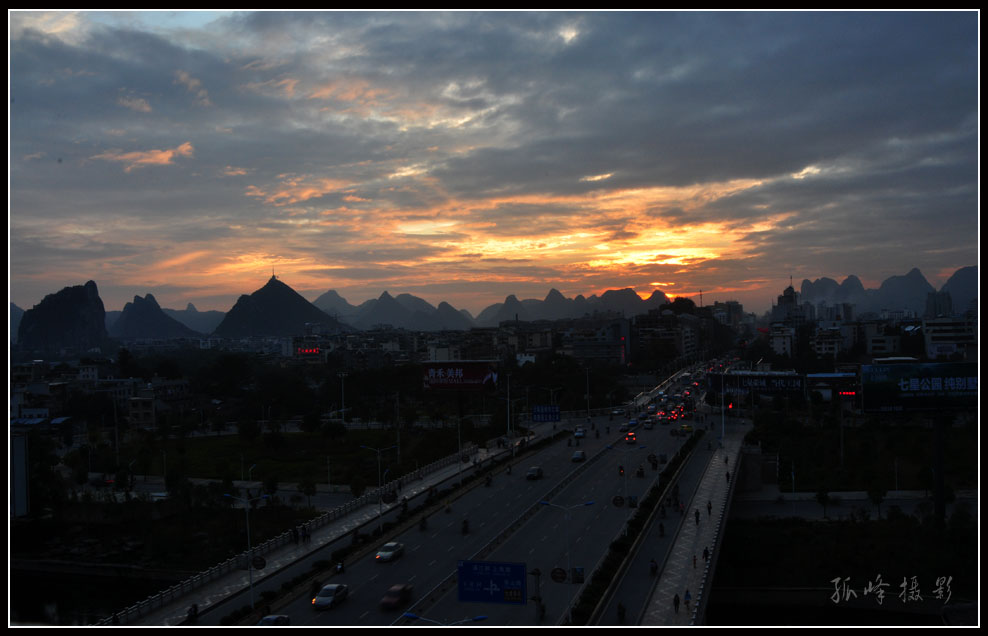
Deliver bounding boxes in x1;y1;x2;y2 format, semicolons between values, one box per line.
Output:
699;289;703;308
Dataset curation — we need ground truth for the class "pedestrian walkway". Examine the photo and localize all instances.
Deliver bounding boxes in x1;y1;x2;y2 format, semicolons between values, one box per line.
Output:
640;424;746;626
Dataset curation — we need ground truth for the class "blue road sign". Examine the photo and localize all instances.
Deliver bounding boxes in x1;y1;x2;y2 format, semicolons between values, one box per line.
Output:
531;404;560;422
457;560;527;605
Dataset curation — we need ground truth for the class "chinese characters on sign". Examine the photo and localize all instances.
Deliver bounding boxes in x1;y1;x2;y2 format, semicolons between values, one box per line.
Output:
861;362;976;412
422;362;499;390
830;576;952;606
457;560;527;605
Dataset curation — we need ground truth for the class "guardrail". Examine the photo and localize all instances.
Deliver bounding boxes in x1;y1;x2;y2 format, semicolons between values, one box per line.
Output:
94;445;476;626
690;442;740;625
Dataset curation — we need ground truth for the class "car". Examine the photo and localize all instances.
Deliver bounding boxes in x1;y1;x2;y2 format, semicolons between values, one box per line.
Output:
625;431;637;444
574;427;586;438
526;466;544;480
257;615;291;626
619;423;630;432
571;450;587;462
380;583;414;610
375;542;405;562
680;424;694;433
312;583;349;609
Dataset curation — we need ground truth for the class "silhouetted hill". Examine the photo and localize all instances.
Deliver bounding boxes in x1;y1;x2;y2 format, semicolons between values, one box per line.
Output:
111;294;202;339
17;280;108;355
11;303;24;344
798;268;966;315
312;289;359;322
213;276;346;337
874;268;934;315
474;287;671;327
163;303;226;334
940;266;977;316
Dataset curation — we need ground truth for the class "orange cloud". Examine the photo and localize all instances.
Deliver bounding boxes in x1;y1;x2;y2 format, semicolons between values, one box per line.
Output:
245;174;354;206
174;70;211;106
92;141;194;172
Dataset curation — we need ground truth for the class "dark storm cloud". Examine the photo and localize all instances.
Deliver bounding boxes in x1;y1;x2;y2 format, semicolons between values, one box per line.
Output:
9;11;978;313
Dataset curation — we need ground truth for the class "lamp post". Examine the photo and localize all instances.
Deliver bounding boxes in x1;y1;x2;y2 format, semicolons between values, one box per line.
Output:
338;372;348;424
539;500;594;579
361;445;396;533
224;492;269;609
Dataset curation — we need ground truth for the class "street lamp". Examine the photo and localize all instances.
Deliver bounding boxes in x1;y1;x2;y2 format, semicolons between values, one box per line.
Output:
539;500;594;580
224;492;269;609
361;445;396;534
338;372;348;424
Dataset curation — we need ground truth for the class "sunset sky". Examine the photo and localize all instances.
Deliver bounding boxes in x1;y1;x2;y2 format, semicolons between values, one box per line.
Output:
9;11;979;317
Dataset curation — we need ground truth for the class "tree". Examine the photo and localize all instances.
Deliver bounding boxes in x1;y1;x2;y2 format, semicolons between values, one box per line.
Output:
298;479;317;508
815;489;831;519
868;484;887;520
350;474;366;498
263;474;280;505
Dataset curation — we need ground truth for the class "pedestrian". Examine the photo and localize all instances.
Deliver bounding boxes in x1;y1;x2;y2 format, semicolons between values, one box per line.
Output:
693;554;697;569
673;593;680;614
703;546;709;562
695;509;700;525
707;500;712;516
726;471;730;483
617;602;626;623
292;526;299;545
684;589;691;611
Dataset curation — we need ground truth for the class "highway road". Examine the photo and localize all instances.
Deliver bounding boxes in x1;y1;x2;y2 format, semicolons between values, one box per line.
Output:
267;414;692;627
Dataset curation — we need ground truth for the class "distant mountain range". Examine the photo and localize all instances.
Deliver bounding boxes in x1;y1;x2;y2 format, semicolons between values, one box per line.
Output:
312;286;672;330
799;266;977;316
10;266;977;346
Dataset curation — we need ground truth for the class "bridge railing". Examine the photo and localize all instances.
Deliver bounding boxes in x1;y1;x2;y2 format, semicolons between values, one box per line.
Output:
94;445;476;626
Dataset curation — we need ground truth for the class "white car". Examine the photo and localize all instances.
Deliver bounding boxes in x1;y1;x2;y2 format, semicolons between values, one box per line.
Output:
257;615;290;626
375;542;405;562
312;583;349;609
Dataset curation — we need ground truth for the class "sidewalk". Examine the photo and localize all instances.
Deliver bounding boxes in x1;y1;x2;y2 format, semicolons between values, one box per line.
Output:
640;425;746;625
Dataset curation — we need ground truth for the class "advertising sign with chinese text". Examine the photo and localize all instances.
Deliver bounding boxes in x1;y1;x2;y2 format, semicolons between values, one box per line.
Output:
422;361;499;391
707;372;804;394
861;362;976;412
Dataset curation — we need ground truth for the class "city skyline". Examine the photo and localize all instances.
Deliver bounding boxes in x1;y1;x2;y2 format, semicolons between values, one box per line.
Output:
9;11;979;316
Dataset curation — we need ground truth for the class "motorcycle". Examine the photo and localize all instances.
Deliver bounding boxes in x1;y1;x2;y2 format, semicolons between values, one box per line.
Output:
336;561;345;574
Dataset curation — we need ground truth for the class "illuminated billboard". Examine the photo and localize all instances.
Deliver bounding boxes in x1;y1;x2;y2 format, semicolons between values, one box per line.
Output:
861;362;976;412
707;372;804;395
422;361;499;391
